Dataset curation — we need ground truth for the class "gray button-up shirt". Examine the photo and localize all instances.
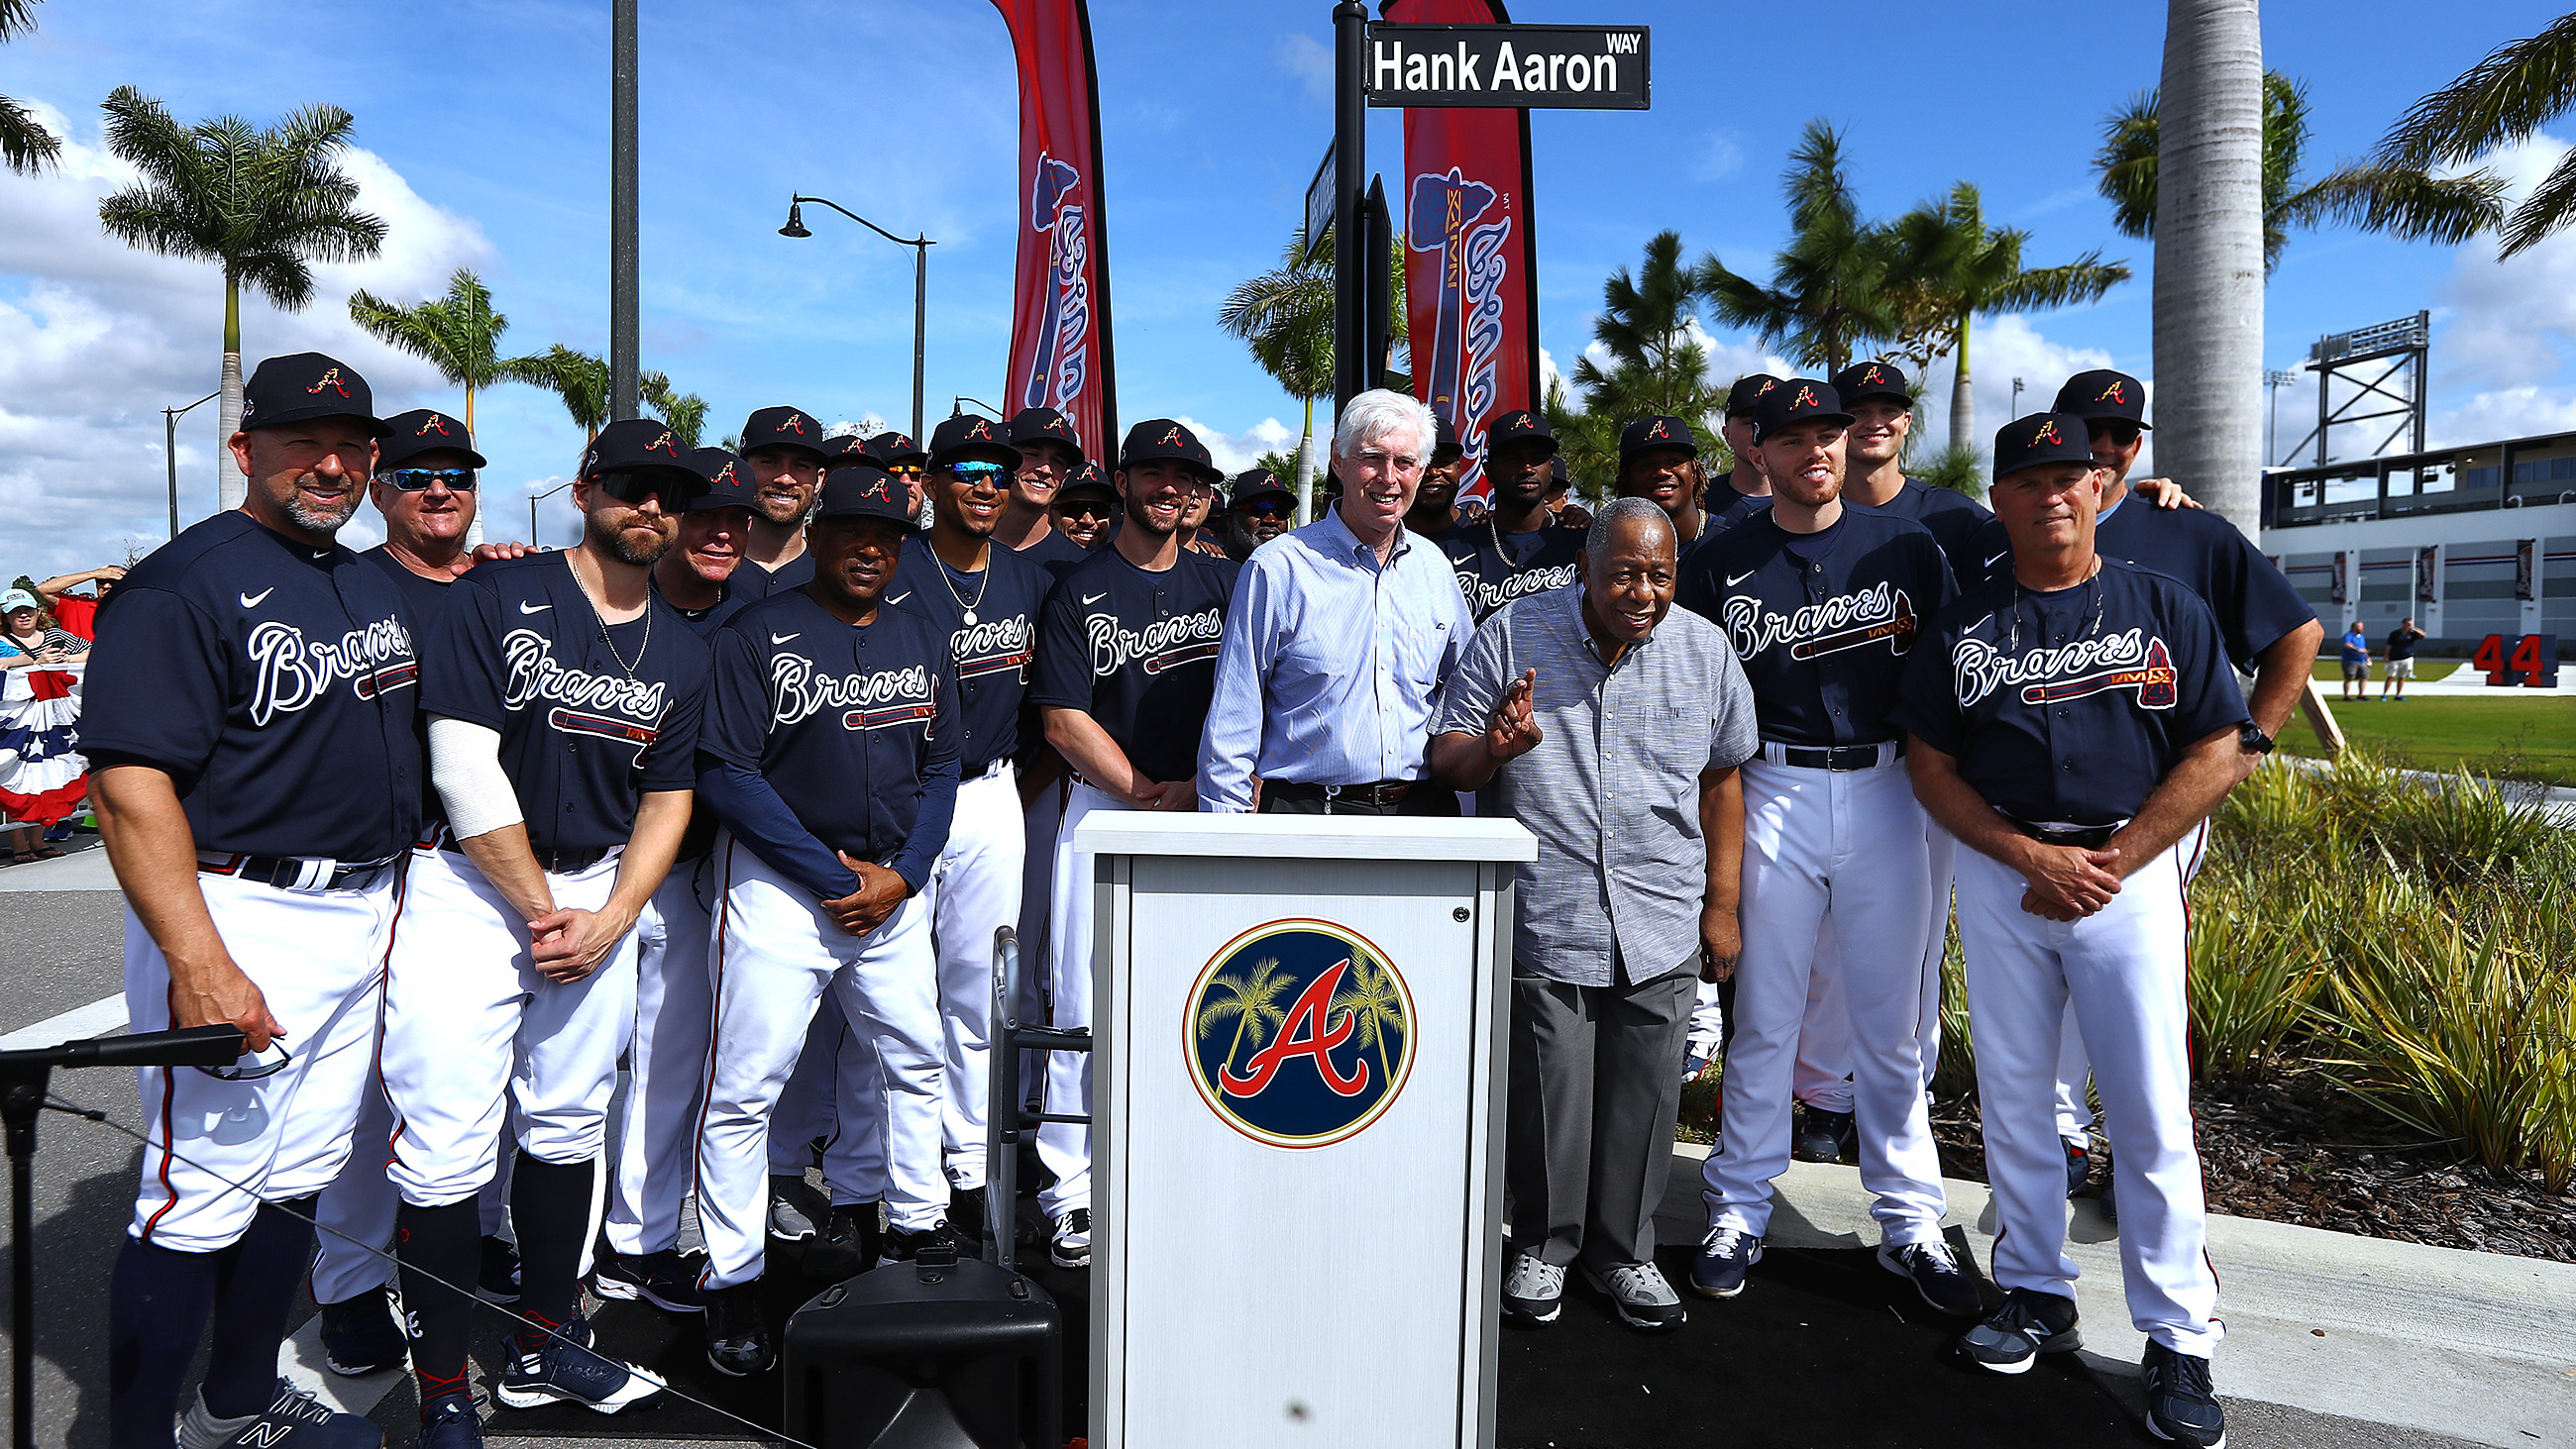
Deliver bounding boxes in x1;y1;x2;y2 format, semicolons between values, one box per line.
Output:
1439;584;1760;985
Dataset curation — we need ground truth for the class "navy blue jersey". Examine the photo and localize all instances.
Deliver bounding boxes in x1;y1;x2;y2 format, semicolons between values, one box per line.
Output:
1891;560;2247;826
1030;546;1235;784
1012;528;1092;587
83;512;421;860
1678;508;1956;747
737;552;815;600
892;538;1046;775
423;552;710;858
1424;520;1481;567
363;546;459;628
2092;496;2314;669
699;588;960;872
1867;478;1994;583
653;574;752;640
1704;484;1774;538
1451;519;1582;622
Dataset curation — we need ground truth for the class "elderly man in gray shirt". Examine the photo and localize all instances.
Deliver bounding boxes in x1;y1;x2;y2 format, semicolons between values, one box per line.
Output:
1433;496;1760;1333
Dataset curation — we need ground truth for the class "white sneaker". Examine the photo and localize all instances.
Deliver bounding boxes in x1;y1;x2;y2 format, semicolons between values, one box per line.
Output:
1581;1259;1686;1330
1049;1207;1092;1269
1500;1250;1565;1323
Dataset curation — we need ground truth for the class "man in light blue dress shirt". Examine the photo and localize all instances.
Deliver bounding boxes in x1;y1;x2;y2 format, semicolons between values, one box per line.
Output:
1198;389;1475;816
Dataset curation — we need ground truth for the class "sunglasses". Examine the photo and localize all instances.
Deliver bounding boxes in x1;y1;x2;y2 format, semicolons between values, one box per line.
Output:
2088;423;2142;448
945;461;1011;484
886;464;926;479
381;467;478;492
594;471;680;506
198;1041;293;1081
1060;501;1115;520
1243;502;1292;519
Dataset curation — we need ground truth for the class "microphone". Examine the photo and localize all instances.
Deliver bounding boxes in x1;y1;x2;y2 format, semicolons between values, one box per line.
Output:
0;1024;249;1071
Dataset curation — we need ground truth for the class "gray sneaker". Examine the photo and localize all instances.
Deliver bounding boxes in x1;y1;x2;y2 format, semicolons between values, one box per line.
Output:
1581;1259;1685;1331
1500;1250;1565;1324
767;1177;817;1241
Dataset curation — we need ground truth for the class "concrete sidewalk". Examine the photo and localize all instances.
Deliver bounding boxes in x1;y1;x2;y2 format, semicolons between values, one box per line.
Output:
1677;1147;2576;1449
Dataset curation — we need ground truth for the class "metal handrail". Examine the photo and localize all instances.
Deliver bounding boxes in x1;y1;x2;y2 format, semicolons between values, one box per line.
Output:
984;926;1090;1271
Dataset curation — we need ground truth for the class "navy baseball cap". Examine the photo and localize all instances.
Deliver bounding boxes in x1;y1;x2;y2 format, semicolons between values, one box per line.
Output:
1488;408;1554;450
866;430;929;466
685;448;754;511
1431;413;1463;465
738;405;829;459
582;418;705;499
1991;412;2101;478
239;352;389;436
1059;463;1117;501
1118;419;1220;483
1230;468;1293;509
1008;406;1085;463
1725;373;1782;418
1619;415;1701;468
377;409;485;469
820;434;872;469
929;414;1023;470
1749;380;1854;445
1831;360;1911;409
2055;369;2151;430
810;464;914;525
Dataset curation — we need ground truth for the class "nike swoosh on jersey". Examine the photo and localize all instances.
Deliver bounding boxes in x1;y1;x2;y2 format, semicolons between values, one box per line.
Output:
1082;592;1108;605
887;592;912;604
519;601;553;614
1725;570;1757;586
771;632;802;644
238;587;274;608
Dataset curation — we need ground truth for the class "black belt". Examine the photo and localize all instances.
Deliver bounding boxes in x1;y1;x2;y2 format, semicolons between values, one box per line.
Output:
420;826;611;877
1266;778;1419;806
2012;820;2122;849
196;850;401;892
1771;740;1902;772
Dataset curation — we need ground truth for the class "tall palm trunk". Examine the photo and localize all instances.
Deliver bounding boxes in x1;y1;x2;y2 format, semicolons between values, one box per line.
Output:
218;274;246;512
1294;396;1319;526
1948;312;1976;454
2153;0;2266;535
463;383;485;547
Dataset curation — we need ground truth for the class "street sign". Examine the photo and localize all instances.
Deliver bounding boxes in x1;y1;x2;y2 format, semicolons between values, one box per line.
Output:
1304;143;1337;261
1364;23;1650;109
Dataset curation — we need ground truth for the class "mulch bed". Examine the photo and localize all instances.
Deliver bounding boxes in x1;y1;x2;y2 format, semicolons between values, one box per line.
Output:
1924;1074;2576;1264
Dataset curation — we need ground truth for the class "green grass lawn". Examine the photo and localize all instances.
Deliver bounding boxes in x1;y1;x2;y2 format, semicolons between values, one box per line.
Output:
2282;694;2576;786
2309;658;2461;683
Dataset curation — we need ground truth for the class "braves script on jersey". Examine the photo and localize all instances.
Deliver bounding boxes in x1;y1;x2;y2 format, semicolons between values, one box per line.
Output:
1452;523;1581;622
894;537;1047;774
1677;509;1956;747
1891;560;2245;826
1030;547;1234;784
84;512;422;860
422;552;708;856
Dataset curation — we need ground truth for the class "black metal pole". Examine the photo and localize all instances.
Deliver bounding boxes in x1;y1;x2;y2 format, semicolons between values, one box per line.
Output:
8;1067;46;1449
912;241;928;444
163;411;180;542
1364;174;1391;392
609;0;639;422
1333;0;1368;412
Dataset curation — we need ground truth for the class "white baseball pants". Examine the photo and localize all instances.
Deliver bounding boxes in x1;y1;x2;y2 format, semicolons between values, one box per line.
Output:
604;855;716;1258
311;1084;509;1304
1035;778;1129;1218
925;765;1024;1190
2054;820;2206;1142
1955;839;2220;1355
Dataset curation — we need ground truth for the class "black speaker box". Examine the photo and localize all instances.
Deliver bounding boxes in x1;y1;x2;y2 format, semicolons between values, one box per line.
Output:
780;1252;1063;1449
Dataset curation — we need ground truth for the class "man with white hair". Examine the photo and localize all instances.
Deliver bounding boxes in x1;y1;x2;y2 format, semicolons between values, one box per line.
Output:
1200;388;1474;816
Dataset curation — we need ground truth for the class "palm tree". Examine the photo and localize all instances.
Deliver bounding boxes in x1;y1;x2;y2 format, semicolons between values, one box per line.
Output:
1695;120;1901;376
506;345;611;445
1882;182;2132;452
639;372;708;450
348;268;516;435
2377;15;2576;259
1542;376;1618;502
1573;231;1727;430
2148;0;2267;533
1219;225;1405;518
1329;953;1406;1090
2096;69;2507;274
97;86;386;510
0;0;60;174
1194;958;1293;1078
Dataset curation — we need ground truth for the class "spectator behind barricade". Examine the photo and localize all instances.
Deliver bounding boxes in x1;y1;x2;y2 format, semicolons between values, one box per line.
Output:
0;588;88;669
33;565;123;640
2381;616;2425;701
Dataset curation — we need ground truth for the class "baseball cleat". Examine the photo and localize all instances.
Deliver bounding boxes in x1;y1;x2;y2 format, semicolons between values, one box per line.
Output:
415;1394;483;1449
767;1177;818;1241
195;1379;379;1449
1878;1240;1982;1317
703;1282;776;1378
1791;1105;1855;1164
1581;1260;1686;1332
593;1247;705;1313
477;1235;521;1303
1500;1250;1565;1324
1049;1208;1092;1269
1688;1223;1762;1298
803;1202;881;1283
1957;1288;2083;1374
318;1287;408;1376
878;1218;963;1268
2142;1341;2226;1447
493;1318;666;1413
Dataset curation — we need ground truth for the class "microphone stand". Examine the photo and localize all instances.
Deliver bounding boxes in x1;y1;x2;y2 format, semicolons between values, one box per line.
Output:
0;1025;247;1449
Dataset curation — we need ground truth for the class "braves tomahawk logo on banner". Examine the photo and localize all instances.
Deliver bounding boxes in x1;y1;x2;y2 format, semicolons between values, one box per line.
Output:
1186;919;1415;1150
992;0;1118;461
1015;154;1093;418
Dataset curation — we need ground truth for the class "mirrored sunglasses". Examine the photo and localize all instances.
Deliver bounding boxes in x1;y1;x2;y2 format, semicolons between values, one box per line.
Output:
381;467;478;492
945;461;1012;484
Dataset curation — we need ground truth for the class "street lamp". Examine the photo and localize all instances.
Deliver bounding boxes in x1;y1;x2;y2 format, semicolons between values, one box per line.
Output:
2009;377;2024;419
779;195;934;445
161;389;221;539
529;477;578;545
2264;368;2301;466
952;396;1005;421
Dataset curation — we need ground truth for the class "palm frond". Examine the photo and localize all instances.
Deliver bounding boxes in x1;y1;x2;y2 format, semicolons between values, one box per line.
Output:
0;93;58;173
1982;252;2133;313
2500;146;2576;259
2275;163;2508;251
2378;14;2576;167
0;0;41;43
2093;89;2161;240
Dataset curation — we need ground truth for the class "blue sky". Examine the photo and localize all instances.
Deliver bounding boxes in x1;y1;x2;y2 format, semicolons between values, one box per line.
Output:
4;0;2574;570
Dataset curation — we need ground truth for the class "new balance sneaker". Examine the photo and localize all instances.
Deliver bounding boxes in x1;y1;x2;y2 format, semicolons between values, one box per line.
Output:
767;1177;818;1241
1688;1223;1762;1298
415;1394;483;1449
803;1202;882;1282
878;1218;963;1268
1877;1239;1982;1317
1499;1250;1564;1324
703;1281;776;1378
1580;1259;1685;1331
2065;1137;2093;1197
1050;1208;1092;1269
593;1247;705;1313
1791;1104;1856;1164
492;1318;667;1413
1957;1288;2083;1374
2142;1340;2226;1447
181;1379;377;1449
318;1287;408;1375
477;1235;521;1303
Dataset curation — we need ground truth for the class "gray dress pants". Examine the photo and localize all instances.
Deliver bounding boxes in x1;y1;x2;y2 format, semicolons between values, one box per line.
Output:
1505;956;1695;1269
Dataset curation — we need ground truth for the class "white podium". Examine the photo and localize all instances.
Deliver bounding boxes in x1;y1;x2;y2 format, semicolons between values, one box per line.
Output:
1072;812;1538;1449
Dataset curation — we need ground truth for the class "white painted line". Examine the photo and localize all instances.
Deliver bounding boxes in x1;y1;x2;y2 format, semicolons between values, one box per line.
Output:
0;992;128;1050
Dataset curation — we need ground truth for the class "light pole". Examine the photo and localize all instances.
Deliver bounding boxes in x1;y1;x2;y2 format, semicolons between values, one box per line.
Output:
780;196;933;445
952;396;1005;422
529;478;578;545
162;389;221;539
2264;368;2300;466
2009;377;2024;420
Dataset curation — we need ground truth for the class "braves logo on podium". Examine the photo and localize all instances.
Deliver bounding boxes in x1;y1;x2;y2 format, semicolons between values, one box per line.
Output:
1185;920;1415;1150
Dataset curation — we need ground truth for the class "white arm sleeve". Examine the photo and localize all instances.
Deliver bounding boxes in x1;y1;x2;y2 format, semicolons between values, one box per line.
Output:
427;715;526;841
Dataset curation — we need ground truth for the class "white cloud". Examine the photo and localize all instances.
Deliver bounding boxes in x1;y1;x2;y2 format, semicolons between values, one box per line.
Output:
0;111;498;574
2435;132;2576;392
1278;35;1334;101
2428;385;2576;450
1907;315;2120;462
1690;132;1746;185
1175;415;1297;475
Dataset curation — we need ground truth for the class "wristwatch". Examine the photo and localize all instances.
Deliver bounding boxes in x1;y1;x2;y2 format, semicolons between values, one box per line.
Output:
2238;722;2275;755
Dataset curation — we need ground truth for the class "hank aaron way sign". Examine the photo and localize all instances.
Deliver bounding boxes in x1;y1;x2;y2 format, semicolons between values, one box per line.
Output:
1364;23;1650;109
